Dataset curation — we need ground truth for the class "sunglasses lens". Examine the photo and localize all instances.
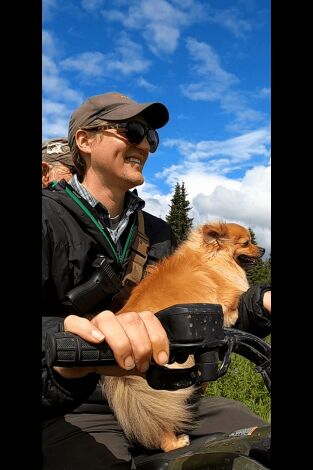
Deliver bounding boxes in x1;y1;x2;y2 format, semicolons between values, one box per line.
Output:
147;129;159;153
126;121;159;153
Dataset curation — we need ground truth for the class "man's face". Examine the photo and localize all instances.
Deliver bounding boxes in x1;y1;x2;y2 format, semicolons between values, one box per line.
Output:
86;115;150;191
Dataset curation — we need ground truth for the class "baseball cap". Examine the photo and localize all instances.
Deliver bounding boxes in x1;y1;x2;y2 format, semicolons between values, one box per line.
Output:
68;92;169;150
42;137;74;167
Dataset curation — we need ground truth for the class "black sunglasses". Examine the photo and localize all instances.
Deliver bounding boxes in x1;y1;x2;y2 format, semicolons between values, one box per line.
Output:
99;120;159;153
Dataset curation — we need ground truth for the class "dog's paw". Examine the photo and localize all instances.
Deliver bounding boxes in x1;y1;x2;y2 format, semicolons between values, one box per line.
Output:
161;433;190;452
176;434;190;449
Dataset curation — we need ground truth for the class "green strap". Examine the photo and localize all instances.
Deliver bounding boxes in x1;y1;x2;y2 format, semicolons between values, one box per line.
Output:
64;185;136;265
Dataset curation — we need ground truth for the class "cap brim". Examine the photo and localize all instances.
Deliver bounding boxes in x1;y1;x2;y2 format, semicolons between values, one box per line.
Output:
101;102;169;129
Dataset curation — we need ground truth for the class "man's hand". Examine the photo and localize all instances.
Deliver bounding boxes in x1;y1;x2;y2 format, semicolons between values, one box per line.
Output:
263;291;271;314
53;310;169;379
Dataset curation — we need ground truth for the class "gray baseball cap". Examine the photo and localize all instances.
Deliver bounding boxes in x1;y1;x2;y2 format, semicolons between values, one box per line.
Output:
42;137;74;167
68;92;169;150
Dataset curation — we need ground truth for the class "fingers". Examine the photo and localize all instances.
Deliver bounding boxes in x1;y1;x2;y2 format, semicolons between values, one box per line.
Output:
91;311;139;371
137;311;169;367
64;314;106;343
92;310;169;372
263;291;271;313
63;310;169;373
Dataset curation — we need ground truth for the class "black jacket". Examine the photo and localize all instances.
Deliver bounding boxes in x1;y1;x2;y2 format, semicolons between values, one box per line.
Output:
42;181;270;419
42;181;176;418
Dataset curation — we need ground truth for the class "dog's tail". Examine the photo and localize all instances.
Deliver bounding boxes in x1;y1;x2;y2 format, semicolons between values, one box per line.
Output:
102;375;196;449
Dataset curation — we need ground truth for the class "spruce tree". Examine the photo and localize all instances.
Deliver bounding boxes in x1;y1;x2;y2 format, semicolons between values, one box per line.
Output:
245;228;271;285
180;182;193;240
166;181;193;246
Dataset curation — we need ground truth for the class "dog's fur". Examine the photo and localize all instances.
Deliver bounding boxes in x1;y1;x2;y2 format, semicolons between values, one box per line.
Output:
102;221;264;452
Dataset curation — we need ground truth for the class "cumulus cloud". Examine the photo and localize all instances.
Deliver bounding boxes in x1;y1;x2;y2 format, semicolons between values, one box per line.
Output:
138;165;271;256
60;34;150;77
104;0;206;56
137;128;271;256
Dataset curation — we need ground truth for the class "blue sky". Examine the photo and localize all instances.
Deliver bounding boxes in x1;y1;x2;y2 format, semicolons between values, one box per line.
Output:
42;0;271;256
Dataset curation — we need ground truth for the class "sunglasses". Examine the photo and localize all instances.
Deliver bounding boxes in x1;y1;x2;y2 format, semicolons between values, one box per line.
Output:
98;120;159;153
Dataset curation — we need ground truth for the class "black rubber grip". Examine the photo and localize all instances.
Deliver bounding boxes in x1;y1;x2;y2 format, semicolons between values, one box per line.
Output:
45;331;116;367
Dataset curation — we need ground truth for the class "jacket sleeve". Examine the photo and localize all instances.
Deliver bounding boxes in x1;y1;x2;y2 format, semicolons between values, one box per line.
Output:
42;351;100;419
234;285;271;338
42;203;100;419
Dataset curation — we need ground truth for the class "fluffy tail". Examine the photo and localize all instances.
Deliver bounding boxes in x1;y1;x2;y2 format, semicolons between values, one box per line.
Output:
102;375;196;449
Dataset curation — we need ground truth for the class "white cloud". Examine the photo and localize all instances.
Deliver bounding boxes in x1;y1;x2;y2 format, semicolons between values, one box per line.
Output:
137;128;271;256
181;37;268;131
163;128;270;166
60;34;150;77
258;87;271;99
192;165;271;255
137;77;157;91
185;37;238;83
138;165;271;257
42;30;84;139
209;8;253;38
81;0;104;11
42;99;73;140
42;0;58;23
104;0;206;56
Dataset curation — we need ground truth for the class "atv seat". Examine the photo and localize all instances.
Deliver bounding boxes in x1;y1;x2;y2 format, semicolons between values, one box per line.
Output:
133;434;223;470
133;426;271;470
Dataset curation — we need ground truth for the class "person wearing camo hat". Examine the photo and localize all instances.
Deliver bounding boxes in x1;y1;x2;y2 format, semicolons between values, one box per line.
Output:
42;137;76;187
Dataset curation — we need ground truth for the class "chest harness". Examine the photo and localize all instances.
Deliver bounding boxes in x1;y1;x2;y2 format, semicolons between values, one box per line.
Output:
62;185;150;315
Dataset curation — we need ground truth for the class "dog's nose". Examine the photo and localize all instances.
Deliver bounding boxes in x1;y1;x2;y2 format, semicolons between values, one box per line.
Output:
258;246;265;257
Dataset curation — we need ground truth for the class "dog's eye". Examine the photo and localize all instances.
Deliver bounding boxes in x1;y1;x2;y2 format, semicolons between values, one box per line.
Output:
241;241;249;247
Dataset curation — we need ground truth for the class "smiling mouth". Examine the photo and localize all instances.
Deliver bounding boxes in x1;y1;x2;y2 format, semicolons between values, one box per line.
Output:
125;157;142;168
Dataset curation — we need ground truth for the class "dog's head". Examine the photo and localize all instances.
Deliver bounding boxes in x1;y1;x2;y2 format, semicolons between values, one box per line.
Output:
201;221;265;265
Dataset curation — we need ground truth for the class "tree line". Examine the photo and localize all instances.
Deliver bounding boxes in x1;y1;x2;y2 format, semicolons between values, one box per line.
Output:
165;182;271;285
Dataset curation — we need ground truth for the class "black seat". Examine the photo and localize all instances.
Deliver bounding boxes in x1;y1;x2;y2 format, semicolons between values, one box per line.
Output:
133;426;271;470
133;433;225;470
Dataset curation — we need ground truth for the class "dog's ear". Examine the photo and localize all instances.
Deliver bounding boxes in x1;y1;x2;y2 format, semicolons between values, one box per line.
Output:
201;222;228;244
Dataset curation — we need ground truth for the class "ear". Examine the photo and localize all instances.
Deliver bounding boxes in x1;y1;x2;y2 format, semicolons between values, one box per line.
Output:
76;129;92;155
42;161;50;188
201;222;228;244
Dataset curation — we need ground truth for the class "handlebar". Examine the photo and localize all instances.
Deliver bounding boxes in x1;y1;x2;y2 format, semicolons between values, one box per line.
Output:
45;303;271;392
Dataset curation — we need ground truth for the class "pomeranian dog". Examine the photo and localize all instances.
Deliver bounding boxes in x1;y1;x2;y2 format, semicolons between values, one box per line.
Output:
102;221;265;452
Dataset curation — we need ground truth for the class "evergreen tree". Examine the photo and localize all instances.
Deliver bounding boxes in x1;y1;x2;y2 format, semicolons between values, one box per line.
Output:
245;228;271;285
180;182;193;240
166;181;193;245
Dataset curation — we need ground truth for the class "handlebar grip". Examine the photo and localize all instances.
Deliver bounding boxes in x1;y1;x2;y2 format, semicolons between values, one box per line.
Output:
45;331;116;367
45;303;224;368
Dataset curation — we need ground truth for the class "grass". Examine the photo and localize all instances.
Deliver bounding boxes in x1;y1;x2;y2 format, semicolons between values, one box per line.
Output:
204;336;271;423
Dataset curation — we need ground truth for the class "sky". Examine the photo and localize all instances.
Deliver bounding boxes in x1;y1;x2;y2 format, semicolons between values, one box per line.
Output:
42;0;271;257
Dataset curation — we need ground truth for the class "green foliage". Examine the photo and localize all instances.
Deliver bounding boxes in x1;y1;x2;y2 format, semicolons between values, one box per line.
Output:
205;337;271;422
246;227;271;285
166;181;193;245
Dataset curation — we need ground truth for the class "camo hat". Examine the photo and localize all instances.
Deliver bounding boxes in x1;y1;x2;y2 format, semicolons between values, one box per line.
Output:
42;137;74;167
68;92;169;151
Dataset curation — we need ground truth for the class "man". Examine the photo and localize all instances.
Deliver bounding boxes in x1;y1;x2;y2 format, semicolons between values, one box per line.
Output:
42;92;271;469
42;137;76;187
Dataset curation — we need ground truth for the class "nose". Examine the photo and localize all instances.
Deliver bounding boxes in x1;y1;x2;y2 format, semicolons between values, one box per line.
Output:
258;246;265;257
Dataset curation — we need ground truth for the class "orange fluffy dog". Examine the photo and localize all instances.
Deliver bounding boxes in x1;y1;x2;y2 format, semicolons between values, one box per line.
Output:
102;221;265;452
